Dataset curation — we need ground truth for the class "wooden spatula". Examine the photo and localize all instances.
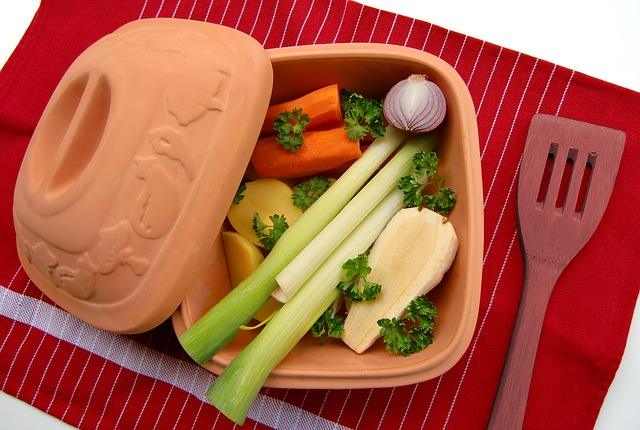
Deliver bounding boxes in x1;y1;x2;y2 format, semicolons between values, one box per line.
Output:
488;114;625;429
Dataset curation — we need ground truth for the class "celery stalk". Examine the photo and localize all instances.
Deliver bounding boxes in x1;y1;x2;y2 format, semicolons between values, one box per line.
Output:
206;191;405;424
179;127;406;364
274;133;436;301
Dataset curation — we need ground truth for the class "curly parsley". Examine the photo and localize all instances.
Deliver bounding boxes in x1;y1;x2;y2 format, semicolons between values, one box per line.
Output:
291;176;332;210
398;151;457;215
311;307;345;342
251;213;289;250
337;252;381;302
377;296;437;356
340;89;386;141
273;108;310;152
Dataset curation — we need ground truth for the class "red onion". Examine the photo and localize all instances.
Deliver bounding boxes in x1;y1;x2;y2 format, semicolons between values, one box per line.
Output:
383;74;446;133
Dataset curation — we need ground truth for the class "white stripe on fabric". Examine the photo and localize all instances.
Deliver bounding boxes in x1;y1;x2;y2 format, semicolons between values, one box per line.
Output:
385;14;398;44
14;294;60;397
248;0;265;36
1;282;42;391
262;0;282;45
312;390;331;429
441;231;518;430
171;0;183;17
313;0;332;44
138;0;150;19
296;0;315;45
271;389;290;429
77;332;122;428
234;0;248;27
113;332;156;428
60;320;102;421
187;0;198;19
367;9;381;43
251;386;269;430
355;388;373;429
556;70;575;115
332;0;349;43
350;3;365;43
155;0;167;17
421;374;443;427
133;338;174;430
475;46;503;116
480;53;523;159
465;41;485;87
438;30;450;58
203;0;214;22
278;0;300;47
30;312;72;404
403;18;415;46
0;286;346;430
376;387;395;430
398;383;419;430
420;23;433;51
333;389;350;429
219;0;232;23
453;36;468;69
44;320;88;413
291;389;310;429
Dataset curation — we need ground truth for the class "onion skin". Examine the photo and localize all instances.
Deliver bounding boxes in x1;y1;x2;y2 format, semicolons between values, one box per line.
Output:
383;74;447;133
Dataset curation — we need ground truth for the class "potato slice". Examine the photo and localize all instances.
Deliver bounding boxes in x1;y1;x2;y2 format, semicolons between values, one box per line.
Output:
343;207;458;353
227;179;302;248
221;231;281;321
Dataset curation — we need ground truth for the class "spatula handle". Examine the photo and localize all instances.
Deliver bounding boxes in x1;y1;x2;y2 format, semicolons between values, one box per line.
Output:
487;257;562;430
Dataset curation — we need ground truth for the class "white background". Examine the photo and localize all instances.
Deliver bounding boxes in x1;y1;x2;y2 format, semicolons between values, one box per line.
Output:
0;0;638;429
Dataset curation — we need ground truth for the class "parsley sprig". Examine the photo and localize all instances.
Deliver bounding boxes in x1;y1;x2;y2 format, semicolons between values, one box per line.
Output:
273;108;310;152
340;89;386;141
251;213;289;250
292;176;332;210
377;296;437;356
311;307;345;342
398;151;457;215
233;181;247;204
337;252;381;302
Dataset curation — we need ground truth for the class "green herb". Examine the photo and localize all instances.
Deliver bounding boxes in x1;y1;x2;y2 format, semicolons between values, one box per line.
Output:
251;213;289;250
340;89;386;141
273;108;310;152
398;151;456;215
311;307;345;342
377;296;437;356
423;186;457;214
291;176;332;210
337;252;381;301
233;182;247;204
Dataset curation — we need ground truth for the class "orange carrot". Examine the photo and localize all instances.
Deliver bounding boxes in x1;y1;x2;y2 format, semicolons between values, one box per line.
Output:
251;128;361;179
260;84;343;135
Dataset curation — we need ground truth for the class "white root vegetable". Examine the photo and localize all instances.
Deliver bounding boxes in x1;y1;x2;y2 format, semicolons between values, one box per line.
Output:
342;207;458;353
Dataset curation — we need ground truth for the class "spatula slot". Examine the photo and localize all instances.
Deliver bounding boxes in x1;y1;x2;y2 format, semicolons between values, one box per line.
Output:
555;148;578;209
536;143;557;205
575;152;597;215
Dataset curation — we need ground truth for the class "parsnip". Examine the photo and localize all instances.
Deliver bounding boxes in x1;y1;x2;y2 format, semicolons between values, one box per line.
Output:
343;207;458;353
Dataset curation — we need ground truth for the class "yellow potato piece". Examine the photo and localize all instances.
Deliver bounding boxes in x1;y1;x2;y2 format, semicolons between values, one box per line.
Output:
221;231;281;322
227;179;302;248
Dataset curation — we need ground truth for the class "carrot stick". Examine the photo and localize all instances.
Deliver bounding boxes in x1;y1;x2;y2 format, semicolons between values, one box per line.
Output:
251;128;362;179
260;84;343;135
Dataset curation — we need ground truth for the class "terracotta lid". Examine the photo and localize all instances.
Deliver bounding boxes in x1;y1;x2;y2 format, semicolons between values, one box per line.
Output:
12;19;273;333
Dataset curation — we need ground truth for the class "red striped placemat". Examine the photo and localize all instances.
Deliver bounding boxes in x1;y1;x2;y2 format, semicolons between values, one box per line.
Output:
1;1;639;429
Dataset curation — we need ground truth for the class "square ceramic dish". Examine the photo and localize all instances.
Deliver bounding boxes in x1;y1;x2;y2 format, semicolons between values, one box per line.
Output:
171;43;483;389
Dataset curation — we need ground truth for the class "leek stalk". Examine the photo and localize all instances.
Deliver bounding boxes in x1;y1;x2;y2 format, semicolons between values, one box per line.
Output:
206;190;405;424
179;127;406;364
274;133;436;301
